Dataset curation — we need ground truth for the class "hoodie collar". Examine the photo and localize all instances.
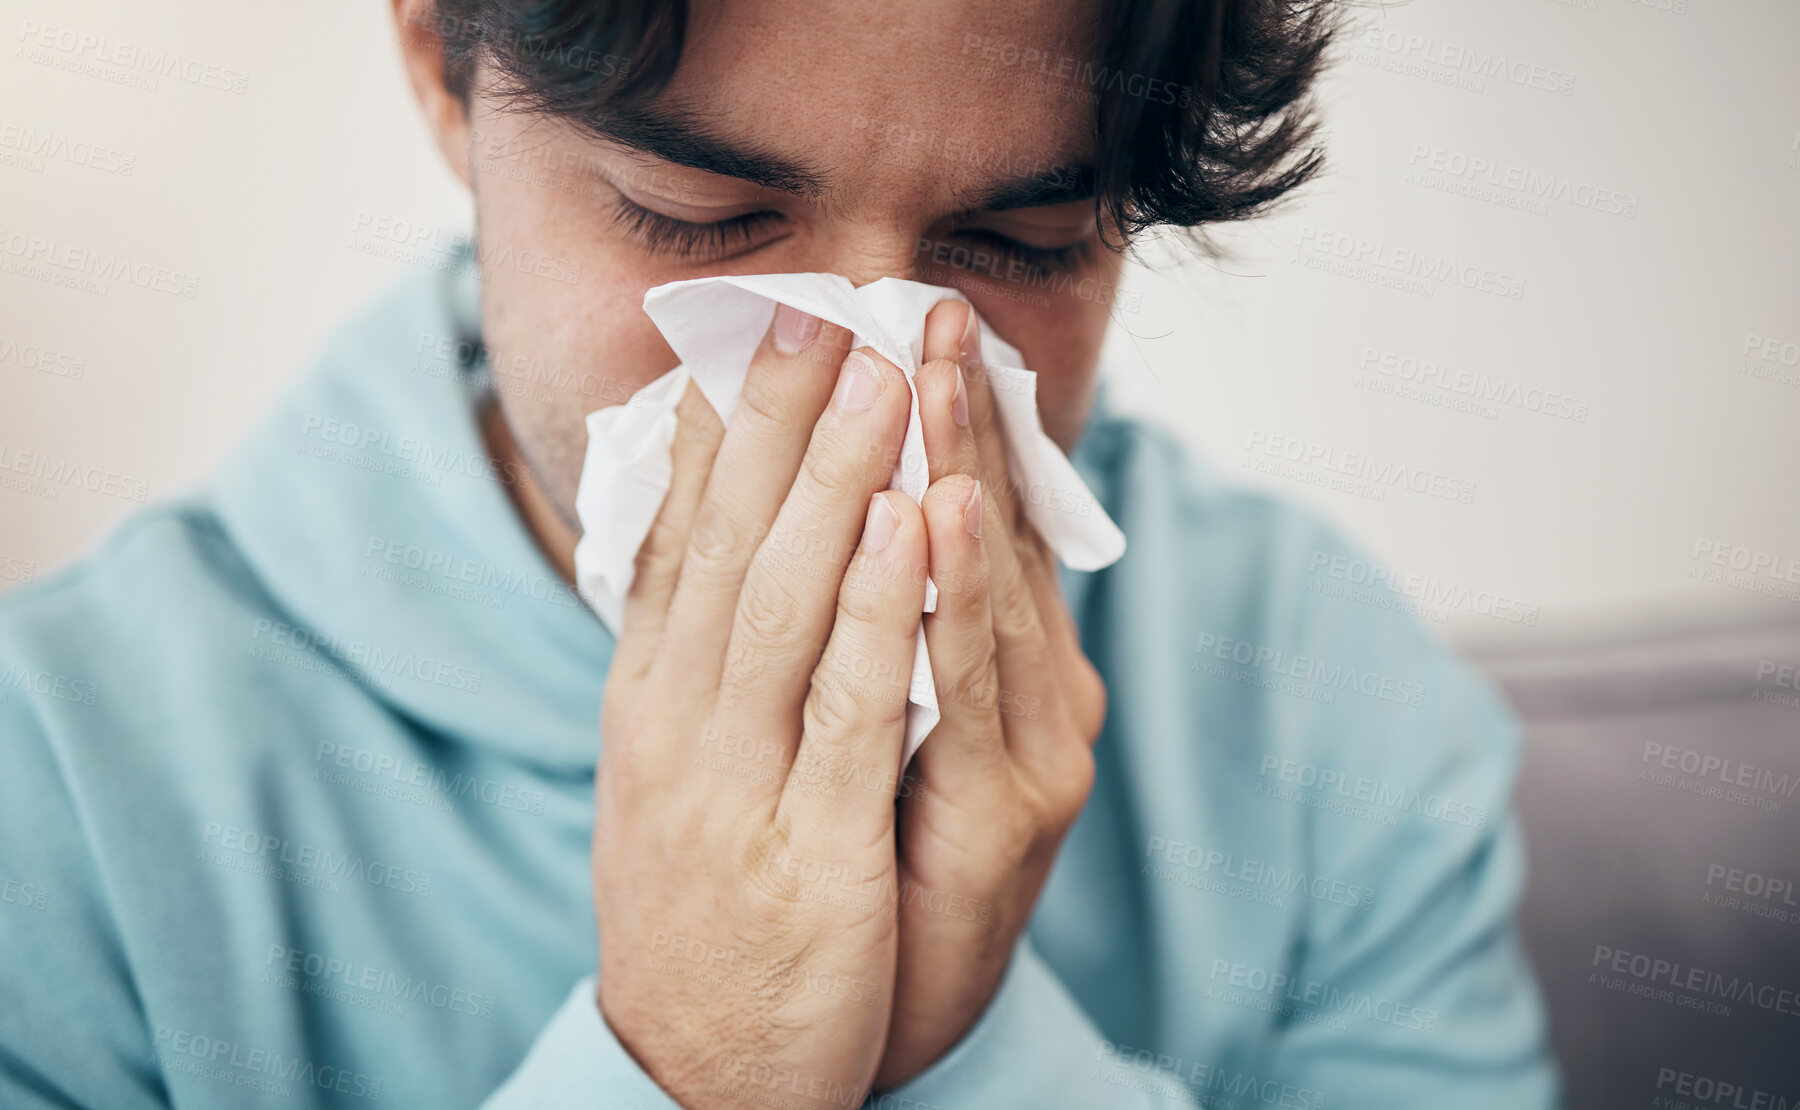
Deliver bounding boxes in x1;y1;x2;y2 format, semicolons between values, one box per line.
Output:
212;251;613;776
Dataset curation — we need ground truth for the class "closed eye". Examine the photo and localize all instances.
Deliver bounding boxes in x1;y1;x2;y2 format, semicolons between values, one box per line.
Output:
610;196;788;261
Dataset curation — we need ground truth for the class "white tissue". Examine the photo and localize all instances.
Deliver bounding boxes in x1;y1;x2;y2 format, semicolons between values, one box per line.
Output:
573;273;1126;765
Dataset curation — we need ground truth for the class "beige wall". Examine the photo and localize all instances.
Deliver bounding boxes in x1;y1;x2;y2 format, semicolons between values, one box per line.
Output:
3;0;1797;646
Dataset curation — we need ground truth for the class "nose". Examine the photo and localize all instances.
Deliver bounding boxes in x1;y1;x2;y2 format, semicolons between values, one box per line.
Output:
799;224;929;288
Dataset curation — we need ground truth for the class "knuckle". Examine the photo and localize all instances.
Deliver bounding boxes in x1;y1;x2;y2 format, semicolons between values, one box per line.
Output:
798;433;871;503
1075;660;1108;741
1053;742;1098;817
636;513;687;575
733;372;804;443
937;635;998;710
836;563;899;628
734;574;802;653
808;658;904;740
687;496;764;574
989;575;1040;640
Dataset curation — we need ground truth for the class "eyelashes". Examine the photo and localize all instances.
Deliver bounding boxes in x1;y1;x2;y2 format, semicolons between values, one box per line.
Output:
944;227;1093;273
609;196;1092;272
608;198;786;261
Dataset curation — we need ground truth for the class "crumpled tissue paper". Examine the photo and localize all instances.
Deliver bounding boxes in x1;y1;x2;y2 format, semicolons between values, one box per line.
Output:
573;272;1126;764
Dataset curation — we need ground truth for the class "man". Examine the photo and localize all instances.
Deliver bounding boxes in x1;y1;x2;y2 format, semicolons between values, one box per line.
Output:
0;0;1559;1106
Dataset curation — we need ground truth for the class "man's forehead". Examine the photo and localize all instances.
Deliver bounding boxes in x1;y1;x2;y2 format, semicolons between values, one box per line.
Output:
654;0;1102;207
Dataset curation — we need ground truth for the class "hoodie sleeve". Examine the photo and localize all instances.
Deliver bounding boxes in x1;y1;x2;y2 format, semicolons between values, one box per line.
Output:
0;699;165;1110
1251;655;1561;1108
480;978;682;1110
871;937;1203;1108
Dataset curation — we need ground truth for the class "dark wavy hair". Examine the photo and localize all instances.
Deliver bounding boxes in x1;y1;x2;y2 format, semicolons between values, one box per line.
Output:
425;0;1338;249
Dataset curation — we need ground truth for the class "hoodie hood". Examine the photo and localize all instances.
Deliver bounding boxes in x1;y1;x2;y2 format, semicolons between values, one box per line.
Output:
211;253;613;775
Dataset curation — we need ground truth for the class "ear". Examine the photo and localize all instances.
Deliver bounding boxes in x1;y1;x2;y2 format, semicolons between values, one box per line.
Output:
392;0;474;188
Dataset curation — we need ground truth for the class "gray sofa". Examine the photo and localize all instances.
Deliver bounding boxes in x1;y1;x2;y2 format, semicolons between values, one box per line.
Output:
1475;613;1800;1109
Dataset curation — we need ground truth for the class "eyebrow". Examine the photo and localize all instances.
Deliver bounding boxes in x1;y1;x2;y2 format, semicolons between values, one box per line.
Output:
593;105;829;199
593;104;1096;213
968;165;1097;212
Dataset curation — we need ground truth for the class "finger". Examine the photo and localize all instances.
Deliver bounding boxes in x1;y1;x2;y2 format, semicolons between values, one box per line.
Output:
779;492;927;845
913;301;978;487
653;306;852;698
915;474;1008;793
613;379;724;689
1013;521;1107;744
946;307;1103;746
715;348;914;775
952;309;1026;536
973;477;1069;774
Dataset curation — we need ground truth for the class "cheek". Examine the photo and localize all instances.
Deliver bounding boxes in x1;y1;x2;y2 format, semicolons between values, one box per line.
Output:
960;261;1120;449
471;163;685;494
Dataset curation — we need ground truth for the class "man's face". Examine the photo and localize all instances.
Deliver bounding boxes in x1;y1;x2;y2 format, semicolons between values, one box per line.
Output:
454;0;1122;518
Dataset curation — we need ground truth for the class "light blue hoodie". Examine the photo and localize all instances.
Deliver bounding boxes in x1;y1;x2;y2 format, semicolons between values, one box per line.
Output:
0;259;1559;1108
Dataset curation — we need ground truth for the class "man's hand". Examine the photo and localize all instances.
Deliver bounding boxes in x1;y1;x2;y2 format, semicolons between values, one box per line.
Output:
592;299;1104;1106
595;307;926;1110
872;302;1104;1089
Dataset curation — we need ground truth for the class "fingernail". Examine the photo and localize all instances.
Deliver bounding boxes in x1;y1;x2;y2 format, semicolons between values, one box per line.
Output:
831;350;882;415
951;365;969;428
863;494;900;553
964;480;982;540
773;304;821;355
959;306;982;369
